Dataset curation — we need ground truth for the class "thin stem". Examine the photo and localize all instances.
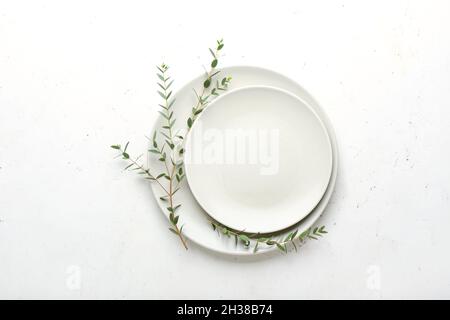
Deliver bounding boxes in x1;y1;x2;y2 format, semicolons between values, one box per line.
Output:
118;147;170;195
168;164;188;250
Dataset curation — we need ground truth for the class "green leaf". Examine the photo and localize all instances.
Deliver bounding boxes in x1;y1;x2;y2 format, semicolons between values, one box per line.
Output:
168;227;178;235
173;215;179;225
218;44;224;50
160;132;171;140
157;74;165;82
111;145;121;150
165;140;174;149
276;243;287;253
221;227;229;236
239;234;250;241
187;117;193;128
292;241;298;252
156;173;165;179
122;152;129;159
157;82;166;91
211;59;218;68
203;79;211;88
158;111;169;119
157;91;166;99
253;242;259;253
238;234;250;246
299;228;311;240
285;232;294;242
210;70;220;78
209;48;216;58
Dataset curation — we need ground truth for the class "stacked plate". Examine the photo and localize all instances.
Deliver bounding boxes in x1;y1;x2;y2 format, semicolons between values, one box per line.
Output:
150;66;338;255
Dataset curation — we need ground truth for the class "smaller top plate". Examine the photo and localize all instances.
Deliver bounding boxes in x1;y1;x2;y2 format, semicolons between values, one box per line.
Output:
184;86;332;234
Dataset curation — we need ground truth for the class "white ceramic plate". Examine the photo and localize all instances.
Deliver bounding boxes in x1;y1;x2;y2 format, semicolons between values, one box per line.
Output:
149;66;338;255
184;86;333;234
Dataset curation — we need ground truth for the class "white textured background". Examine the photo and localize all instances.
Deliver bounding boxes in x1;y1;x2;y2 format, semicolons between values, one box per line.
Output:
1;0;450;299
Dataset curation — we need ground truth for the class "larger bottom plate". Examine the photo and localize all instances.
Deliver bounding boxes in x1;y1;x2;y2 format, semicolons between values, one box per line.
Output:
149;66;338;255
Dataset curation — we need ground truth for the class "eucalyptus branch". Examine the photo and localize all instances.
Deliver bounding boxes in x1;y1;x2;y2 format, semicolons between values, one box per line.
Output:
156;64;178;148
186;39;232;133
111;64;188;250
210;221;328;254
110;143;169;194
151;64;187;249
